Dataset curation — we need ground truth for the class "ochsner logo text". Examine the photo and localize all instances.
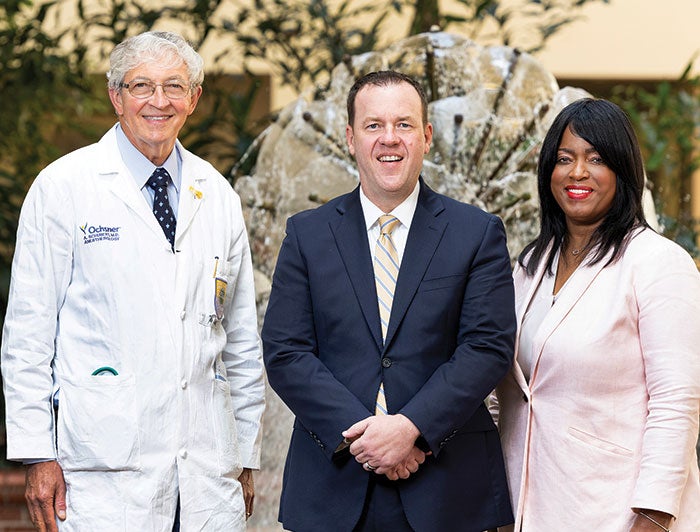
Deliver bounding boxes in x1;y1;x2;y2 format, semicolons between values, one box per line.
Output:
80;222;120;244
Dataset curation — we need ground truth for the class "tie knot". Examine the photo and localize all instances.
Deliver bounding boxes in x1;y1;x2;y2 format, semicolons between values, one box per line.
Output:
147;167;172;190
378;214;400;236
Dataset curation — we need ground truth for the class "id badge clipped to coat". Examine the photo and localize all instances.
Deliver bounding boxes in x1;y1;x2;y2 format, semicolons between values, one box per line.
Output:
201;256;229;327
214;275;226;321
213;256;228;321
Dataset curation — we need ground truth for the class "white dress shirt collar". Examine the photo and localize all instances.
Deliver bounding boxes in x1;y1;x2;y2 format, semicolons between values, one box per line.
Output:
115;124;181;192
359;180;420;232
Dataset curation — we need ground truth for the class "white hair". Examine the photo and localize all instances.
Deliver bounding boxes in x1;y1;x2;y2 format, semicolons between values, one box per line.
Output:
106;31;204;89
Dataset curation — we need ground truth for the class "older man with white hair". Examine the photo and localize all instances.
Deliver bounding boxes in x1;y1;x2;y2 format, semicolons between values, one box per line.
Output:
1;31;264;531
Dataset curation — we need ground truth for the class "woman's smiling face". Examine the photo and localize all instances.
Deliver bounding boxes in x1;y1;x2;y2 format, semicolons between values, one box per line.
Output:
550;126;617;233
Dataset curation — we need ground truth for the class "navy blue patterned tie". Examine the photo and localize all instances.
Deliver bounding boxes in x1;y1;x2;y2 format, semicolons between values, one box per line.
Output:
147;167;176;250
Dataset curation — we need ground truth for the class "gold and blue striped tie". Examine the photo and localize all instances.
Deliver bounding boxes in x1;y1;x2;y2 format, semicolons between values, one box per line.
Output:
374;214;400;415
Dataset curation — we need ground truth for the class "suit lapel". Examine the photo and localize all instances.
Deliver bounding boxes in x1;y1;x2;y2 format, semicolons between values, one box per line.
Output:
384;182;447;349
331;188;384;349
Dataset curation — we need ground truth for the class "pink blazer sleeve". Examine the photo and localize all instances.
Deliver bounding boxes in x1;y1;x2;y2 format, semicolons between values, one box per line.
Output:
631;237;700;515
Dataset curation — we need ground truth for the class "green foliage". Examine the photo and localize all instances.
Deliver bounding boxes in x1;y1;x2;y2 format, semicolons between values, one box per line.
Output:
231;0;610;96
72;0;230;54
232;0;406;93
182;74;267;179
611;61;700;257
0;0;108;311
422;0;611;53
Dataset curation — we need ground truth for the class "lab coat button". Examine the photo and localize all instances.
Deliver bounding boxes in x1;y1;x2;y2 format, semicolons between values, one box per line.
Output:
179;449;187;459
180;379;187;389
180;310;186;320
381;357;392;368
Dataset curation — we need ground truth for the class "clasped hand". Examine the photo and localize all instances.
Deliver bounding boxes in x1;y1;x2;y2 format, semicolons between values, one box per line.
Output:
342;414;430;481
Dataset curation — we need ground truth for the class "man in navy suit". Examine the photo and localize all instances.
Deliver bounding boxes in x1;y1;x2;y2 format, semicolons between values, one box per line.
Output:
262;70;516;532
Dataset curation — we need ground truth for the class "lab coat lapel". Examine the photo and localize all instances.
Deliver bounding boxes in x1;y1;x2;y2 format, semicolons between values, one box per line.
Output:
331;189;384;350
97;132;169;243
173;143;205;246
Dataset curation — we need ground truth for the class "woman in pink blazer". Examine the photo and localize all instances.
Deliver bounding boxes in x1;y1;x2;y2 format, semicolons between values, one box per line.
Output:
495;98;700;531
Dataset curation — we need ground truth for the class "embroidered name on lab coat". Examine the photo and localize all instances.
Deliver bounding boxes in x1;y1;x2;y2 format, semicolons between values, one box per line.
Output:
80;222;121;245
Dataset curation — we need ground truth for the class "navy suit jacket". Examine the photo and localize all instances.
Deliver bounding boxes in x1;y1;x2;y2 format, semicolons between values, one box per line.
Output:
262;180;516;532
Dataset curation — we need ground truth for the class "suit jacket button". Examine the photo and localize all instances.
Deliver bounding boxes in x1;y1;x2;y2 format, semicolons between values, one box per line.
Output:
381;357;392;368
522;393;529;402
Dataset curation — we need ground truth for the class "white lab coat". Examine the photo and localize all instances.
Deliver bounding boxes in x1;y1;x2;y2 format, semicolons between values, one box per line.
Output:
1;125;265;531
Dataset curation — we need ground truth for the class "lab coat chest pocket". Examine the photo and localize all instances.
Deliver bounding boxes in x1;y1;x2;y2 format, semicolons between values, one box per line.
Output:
200;255;241;323
56;374;141;472
213;255;241;318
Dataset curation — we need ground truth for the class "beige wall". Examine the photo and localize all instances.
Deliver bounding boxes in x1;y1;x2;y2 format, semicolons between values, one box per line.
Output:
257;0;700;107
64;1;700;105
56;0;700;100
534;0;700;80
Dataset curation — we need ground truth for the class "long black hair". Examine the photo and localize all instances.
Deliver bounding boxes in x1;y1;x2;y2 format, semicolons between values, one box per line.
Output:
519;98;649;275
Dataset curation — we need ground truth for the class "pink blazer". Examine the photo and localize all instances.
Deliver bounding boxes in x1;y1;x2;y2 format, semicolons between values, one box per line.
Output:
495;228;700;531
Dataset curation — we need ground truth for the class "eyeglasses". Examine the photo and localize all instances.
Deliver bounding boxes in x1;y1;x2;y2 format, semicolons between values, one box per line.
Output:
120;79;191;99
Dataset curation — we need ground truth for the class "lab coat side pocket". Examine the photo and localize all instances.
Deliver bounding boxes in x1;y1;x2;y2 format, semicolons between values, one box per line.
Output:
211;376;242;478
56;374;142;472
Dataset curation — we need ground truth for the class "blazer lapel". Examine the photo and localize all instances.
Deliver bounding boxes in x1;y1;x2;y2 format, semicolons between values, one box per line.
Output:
384;182;447;349
510;258;549;395
331;188;384;349
528;245;609;381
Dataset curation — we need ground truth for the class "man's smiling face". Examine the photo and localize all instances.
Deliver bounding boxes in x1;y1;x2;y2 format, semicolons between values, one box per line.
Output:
346;81;433;212
109;54;201;165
